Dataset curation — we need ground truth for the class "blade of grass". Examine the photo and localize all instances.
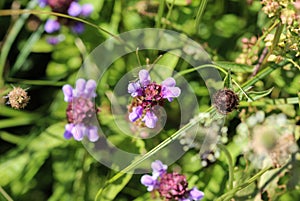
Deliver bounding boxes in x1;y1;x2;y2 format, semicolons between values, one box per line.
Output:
0;1;37;87
156;0;165;28
10;25;44;75
195;0;208;33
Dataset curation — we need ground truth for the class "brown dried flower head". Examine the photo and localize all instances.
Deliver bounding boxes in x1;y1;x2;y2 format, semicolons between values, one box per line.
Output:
5;86;30;109
213;89;239;114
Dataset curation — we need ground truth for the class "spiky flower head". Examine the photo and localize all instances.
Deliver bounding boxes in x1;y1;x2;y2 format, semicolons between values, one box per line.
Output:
5;86;30;109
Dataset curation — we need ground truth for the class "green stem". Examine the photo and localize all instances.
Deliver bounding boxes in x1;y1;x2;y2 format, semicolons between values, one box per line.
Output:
195;0;208;32
215;167;271;201
156;0;165;28
239;97;299;107
217;143;234;190
162;0;175;29
0;186;14;201
5;77;65;86
94;107;215;200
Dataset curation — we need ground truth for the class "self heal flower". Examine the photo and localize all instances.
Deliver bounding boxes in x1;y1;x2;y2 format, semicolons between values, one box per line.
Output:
62;78;99;142
141;160;204;201
68;2;82;16
127;69;181;128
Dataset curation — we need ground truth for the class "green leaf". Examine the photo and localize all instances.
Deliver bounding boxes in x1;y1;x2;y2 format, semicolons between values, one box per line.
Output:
248;87;274;101
214;61;253;73
151;52;179;81
96;173;132;201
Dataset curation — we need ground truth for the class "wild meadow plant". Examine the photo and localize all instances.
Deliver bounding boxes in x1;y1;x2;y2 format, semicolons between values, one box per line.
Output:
0;0;299;201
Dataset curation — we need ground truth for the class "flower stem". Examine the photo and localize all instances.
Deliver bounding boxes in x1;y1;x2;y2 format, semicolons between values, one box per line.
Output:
217;143;234;190
0;185;13;201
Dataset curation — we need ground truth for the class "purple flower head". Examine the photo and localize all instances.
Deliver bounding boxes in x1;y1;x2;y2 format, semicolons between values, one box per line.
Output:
44;19;60;33
127;69;180;128
151;160;168;178
81;4;94;17
141;175;158;191
62;78;99;142
141;160;204;201
72;22;85;34
68;2;82;16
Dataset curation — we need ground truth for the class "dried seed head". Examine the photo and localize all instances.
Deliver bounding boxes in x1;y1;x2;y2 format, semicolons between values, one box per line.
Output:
213;89;239;114
6;87;30;109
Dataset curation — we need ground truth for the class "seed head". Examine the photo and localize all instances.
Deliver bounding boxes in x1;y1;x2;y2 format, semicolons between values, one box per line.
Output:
5;87;30;109
213;89;239;115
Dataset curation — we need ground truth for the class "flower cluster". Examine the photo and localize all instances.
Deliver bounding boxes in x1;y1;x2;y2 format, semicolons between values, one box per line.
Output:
127;69;181;128
141;160;204;201
235;36;259;65
38;0;93;44
62;78;99;142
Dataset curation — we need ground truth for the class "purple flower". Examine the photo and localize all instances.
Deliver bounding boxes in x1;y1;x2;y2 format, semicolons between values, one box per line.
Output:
141;160;204;201
188;187;205;201
68;2;82;16
151;160;168;178
38;0;47;7
161;77;181;102
127;69;181;128
44;19;60;33
129;106;143;122
142;111;158;129
81;4;94;17
128;82;142;97
62;78;99;142
72;22;85;34
141;175;158;191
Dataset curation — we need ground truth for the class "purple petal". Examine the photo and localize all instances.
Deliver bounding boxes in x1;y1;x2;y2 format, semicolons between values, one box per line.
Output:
128;82;141;97
68;2;82;17
72;125;85;141
189;187;204;201
62;84;73;102
129;106;143;122
81;4;94;17
151;160;167;178
162;86;181;102
75;79;86;96
162;77;176;87
44;19;60;33
85;79;97;98
141;175;157;191
87;126;99;142
64;124;74;139
72;22;85;34
38;0;47;8
139;70;151;86
142;111;158;128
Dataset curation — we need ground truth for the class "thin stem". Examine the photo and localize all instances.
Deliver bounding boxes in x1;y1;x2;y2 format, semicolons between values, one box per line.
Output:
156;0;165;28
217;143;234;190
162;0;175;29
0;186;14;201
195;0;208;33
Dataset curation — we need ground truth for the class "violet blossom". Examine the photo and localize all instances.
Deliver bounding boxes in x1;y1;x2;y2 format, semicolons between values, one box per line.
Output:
127;69;181;128
141;160;204;201
62;78;99;142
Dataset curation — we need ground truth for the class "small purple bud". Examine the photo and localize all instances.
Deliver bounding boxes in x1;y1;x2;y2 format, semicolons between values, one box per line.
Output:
81;4;94;17
62;84;73;102
139;70;151;86
44;19;60;33
68;2;82;17
142;111;158;128
38;0;47;8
